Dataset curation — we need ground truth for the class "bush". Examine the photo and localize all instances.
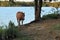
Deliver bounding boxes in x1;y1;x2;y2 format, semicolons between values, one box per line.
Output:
3;21;19;40
0;27;3;40
0;21;33;40
42;13;60;20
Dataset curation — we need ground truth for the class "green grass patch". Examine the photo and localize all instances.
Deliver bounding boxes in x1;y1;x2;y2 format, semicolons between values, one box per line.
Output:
51;24;60;30
42;13;60;20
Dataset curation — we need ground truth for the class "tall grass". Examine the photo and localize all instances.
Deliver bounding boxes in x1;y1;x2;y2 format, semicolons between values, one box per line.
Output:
0;21;19;40
42;13;60;20
52;24;60;30
0;21;33;40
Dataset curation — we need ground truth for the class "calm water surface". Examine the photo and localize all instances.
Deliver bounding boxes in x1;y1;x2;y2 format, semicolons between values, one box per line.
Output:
0;7;59;26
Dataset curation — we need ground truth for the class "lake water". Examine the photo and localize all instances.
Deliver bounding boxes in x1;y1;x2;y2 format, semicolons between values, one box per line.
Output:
0;7;59;26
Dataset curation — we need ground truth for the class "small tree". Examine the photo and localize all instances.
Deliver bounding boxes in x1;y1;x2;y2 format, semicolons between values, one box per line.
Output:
4;21;18;40
9;0;14;3
8;21;17;38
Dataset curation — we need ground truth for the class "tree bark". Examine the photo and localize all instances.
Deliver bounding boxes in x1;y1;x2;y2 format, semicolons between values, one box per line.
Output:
35;0;42;21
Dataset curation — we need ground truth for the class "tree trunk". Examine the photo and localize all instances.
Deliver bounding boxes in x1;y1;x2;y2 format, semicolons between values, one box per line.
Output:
39;0;42;20
35;0;42;21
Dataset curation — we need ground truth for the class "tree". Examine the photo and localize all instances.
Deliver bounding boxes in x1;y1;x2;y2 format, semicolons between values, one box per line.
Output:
9;0;16;6
4;21;17;40
8;21;15;28
0;26;3;40
8;21;16;37
9;0;14;3
49;1;59;14
35;0;42;21
5;0;7;1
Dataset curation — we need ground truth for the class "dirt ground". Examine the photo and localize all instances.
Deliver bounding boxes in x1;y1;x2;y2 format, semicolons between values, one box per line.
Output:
14;19;60;40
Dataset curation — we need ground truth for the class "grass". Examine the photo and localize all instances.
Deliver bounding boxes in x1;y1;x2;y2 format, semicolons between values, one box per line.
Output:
51;24;60;30
42;13;60;20
13;33;33;40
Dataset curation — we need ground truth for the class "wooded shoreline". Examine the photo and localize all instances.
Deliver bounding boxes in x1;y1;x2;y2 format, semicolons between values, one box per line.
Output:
0;1;60;7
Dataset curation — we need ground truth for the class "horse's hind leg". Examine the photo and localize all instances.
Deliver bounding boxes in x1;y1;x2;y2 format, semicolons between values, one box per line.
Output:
17;20;20;30
22;20;23;25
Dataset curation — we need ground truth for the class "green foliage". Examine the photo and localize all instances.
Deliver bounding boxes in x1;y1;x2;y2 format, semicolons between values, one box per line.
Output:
0;21;32;40
5;21;19;39
0;21;19;40
19;37;33;40
9;2;15;6
42;13;60;20
15;2;34;6
0;1;34;6
0;26;4;40
0;1;60;7
52;24;60;30
9;0;14;2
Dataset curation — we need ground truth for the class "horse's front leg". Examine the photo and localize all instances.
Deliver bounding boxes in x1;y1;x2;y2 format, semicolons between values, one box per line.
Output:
22;20;23;25
17;20;20;29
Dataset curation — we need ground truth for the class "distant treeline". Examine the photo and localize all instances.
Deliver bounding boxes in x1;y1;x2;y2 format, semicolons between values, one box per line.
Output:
0;1;60;7
0;1;34;7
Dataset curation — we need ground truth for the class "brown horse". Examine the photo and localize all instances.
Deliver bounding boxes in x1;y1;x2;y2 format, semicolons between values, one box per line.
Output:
16;11;25;27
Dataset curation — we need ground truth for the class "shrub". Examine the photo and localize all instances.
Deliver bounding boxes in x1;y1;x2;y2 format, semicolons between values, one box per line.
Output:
42;13;60;20
3;21;19;40
0;27;3;40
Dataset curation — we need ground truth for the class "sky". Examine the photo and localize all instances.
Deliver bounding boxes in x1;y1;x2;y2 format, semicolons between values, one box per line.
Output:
0;7;58;26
